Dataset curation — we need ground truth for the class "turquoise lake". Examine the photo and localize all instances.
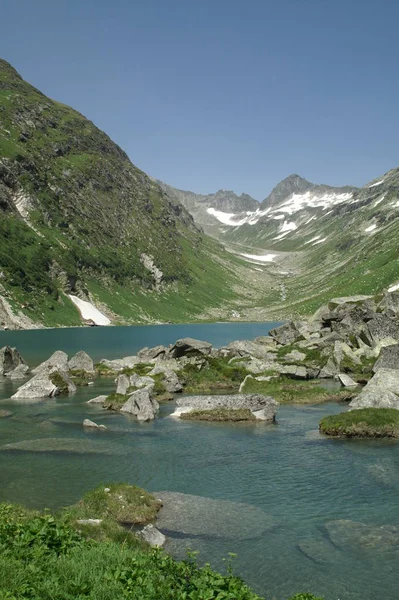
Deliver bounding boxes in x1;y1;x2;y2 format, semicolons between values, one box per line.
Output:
0;322;398;600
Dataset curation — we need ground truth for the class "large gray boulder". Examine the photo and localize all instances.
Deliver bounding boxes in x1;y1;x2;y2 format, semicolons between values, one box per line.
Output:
11;367;76;399
174;393;278;422
137;345;169;361
373;344;399;372
115;374;130;395
269;321;304;345
378;291;399;319
32;351;69;375
148;366;182;392
367;315;399;345
170;338;212;358
0;346;26;375
349;368;399;410
224;340;276;359
99;356;140;372
68;351;95;376
120;388;159;421
349;389;399;410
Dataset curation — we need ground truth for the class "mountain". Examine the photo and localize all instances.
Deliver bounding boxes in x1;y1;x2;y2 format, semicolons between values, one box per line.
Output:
0;59;246;328
156;181;259;236
261;174;356;208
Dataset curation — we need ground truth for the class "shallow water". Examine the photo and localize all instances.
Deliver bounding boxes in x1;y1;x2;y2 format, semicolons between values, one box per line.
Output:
0;323;398;600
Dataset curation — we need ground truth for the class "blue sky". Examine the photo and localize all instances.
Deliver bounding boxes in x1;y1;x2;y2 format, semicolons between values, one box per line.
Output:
2;0;398;199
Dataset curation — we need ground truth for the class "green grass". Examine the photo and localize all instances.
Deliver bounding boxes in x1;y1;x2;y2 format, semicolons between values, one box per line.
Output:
181;357;250;392
0;485;322;600
181;408;257;421
241;376;356;404
103;392;128;410
320;408;399;438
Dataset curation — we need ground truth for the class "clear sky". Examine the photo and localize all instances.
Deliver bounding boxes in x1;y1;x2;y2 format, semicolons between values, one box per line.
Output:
2;0;398;200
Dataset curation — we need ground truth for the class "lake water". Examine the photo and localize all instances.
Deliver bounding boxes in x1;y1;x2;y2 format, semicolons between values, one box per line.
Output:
0;322;398;600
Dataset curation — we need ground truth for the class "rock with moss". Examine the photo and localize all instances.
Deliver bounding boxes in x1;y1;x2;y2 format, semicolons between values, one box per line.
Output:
68;351;95;377
10;367;76;399
173;393;278;422
32;351;69;375
320;408;399;437
148;365;182;392
373;344;399;372
120;388;159;421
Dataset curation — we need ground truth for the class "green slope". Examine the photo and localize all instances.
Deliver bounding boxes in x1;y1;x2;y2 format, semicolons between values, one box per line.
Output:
0;59;247;326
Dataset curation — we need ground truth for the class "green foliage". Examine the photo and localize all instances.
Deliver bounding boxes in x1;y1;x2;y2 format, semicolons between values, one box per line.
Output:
242;376;355;404
104;392;128;410
320;408;399;438
181;357;250;393
49;371;70;394
181;408;256;421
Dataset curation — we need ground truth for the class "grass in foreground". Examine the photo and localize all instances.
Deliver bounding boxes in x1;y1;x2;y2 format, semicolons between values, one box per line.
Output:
319;408;399;438
181;408;257;421
0;494;323;600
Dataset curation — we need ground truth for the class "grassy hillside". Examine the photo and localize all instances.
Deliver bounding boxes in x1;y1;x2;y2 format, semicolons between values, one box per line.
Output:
0;59;249;326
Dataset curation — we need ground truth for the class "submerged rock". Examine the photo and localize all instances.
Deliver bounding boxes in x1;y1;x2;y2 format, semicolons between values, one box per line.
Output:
325;519;399;554
87;395;108;405
1;437;118;454
0;409;12;418
155;491;275;540
83;418;106;430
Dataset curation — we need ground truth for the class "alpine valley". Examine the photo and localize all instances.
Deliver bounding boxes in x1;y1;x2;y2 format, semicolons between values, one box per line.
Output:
1;57;399;329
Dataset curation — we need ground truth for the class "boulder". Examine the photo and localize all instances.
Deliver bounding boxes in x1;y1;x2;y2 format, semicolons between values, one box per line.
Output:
115;374;130;395
170;338;212;358
148;366;182;392
137;345;169;361
129;373;155;389
283;350;306;363
349;368;399;410
5;364;29;379
0;346;26;375
231;357;276;374
373;344;399;372
120;388;159;421
136;524;166;548
367;315;399;345
325;519;399;554
99;356;140;372
225;340;276;359
174;393;278;422
68;351;95;376
11;368;76;399
87;395;108;405
338;374;358;387
276;364;308;379
32;351;69;375
378;291;399;319
269;321;304;345
349;389;399;410
83;419;106;430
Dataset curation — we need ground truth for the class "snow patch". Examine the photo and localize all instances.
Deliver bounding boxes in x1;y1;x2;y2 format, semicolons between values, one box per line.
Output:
373;195;385;207
273;214;285;220
312;237;327;246
364;224;377;232
388;283;399;293
304;235;321;245
368;179;384;188
273;230;290;241
240;253;276;263
281;221;297;232
69;295;111;326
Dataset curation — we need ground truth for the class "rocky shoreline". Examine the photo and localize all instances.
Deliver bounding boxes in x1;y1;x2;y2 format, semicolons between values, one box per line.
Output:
3;289;399;434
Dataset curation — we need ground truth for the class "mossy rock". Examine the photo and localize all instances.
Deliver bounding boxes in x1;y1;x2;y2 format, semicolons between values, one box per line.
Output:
181;408;257;421
320;408;399;438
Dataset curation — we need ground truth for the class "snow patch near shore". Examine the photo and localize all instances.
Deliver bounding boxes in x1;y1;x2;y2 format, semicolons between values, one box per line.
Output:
388;283;399;293
68;295;111;325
